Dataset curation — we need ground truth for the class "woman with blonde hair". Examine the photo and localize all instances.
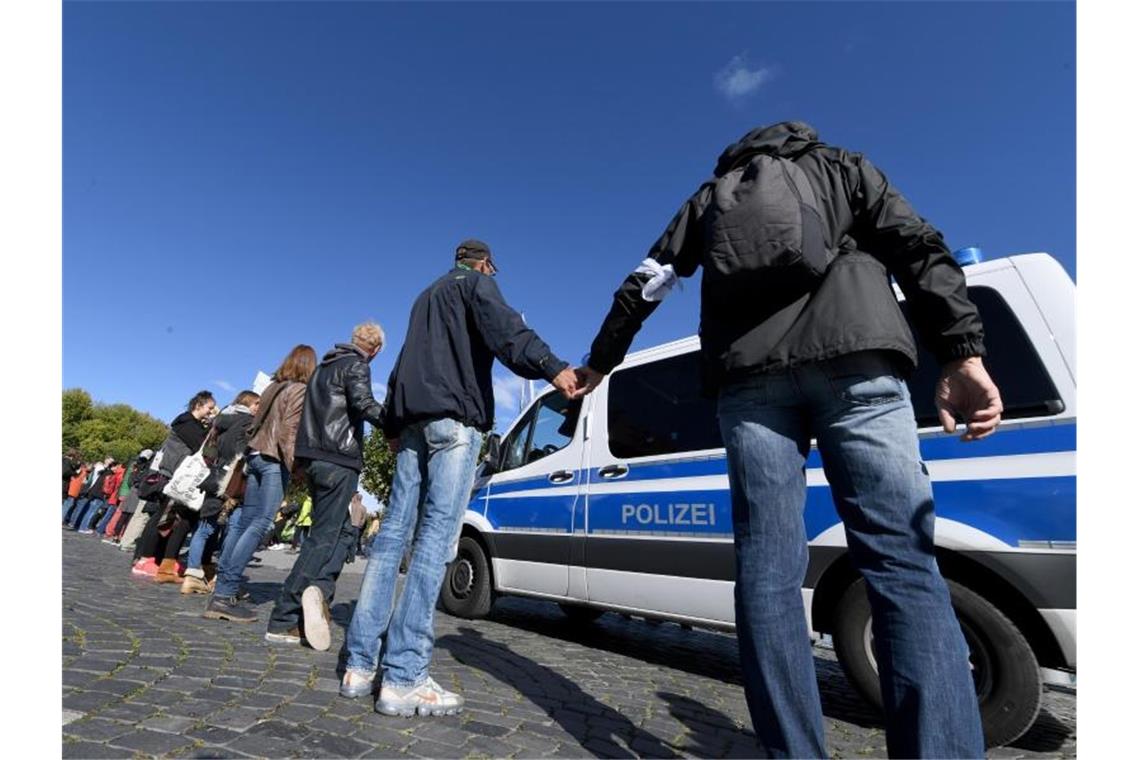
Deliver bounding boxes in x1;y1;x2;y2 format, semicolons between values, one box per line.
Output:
205;344;316;622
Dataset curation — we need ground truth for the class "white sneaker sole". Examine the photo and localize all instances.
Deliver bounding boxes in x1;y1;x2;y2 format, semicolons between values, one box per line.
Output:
375;700;463;718
301;586;330;652
264;631;302;645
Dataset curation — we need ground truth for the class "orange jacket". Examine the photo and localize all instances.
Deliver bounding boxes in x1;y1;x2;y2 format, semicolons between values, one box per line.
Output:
102;465;125;505
67;466;88;498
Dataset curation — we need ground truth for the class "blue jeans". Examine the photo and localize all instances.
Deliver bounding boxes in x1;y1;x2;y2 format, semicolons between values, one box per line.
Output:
214;454;289;598
62;496;77;522
716;351;984;759
76;498;105;531
345;417;482;686
186;514;219;571
95;505;117;534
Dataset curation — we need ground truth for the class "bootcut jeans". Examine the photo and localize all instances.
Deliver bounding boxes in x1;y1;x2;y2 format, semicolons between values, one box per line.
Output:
213;454;290;599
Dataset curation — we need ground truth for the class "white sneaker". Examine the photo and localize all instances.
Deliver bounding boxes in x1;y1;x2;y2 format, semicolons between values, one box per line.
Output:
300;586;331;652
376;677;464;717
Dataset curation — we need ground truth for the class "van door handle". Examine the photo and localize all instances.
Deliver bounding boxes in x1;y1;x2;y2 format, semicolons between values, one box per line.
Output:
548;470;575;484
598;465;629;480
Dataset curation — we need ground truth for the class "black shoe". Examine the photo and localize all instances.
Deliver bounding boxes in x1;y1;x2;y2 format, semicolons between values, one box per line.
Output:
203;595;257;623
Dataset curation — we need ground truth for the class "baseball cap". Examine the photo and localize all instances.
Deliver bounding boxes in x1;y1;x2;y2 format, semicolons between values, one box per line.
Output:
455;239;497;272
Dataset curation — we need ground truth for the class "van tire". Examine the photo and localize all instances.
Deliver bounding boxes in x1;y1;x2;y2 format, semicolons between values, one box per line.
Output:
559;604;605;624
440;536;494;619
831;577;1042;748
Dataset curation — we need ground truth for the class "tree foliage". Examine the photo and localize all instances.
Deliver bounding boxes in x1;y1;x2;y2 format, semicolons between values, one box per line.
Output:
62;388;169;463
360;426;396;504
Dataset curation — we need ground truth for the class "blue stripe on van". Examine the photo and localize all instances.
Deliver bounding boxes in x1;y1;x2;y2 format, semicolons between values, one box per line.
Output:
583;476;1075;547
485;495;577;532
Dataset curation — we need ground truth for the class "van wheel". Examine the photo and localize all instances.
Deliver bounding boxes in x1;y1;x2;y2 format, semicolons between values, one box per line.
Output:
440;536;494;619
832;577;1042;748
559;603;605;624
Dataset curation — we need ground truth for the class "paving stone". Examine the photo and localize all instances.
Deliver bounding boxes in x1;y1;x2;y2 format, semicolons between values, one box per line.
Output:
203;706;265;731
299;730;373;758
461;720;511;738
96;700;161;722
185;724;243;745
226;732;299;758
405;737;469;759
61;740;132;758
139;713;200;733
245;719;313;742
108;728;195;755
62;690;119;712
62;717;136;742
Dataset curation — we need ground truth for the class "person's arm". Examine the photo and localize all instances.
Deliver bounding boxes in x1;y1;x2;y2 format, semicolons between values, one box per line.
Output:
582;183;712;388
468;276;570;383
849;155;1001;440
344;358;385;428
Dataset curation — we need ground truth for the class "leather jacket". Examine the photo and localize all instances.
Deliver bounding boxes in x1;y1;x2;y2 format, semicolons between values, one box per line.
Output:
293;343;384;472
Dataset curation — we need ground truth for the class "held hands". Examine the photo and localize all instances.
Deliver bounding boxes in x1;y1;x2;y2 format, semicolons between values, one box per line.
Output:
551;365;605;400
571;366;604;400
935;357;1004;442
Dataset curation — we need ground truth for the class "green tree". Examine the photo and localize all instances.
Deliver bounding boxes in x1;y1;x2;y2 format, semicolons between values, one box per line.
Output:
360;426;396;504
62;388;169;462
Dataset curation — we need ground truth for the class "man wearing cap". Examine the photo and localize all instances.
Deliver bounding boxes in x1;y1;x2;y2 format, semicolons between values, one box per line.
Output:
340;239;578;717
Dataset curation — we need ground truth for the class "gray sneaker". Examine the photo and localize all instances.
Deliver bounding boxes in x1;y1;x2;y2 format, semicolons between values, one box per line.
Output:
376;677;464;717
203;595;257;623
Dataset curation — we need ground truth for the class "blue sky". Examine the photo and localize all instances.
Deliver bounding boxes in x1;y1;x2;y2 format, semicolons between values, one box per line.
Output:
63;1;1075;431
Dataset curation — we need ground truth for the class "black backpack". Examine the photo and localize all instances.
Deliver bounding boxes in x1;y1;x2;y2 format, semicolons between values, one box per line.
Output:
702;151;832;294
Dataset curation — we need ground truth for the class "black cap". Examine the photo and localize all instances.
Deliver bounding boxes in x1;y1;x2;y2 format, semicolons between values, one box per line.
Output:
455;239;497;271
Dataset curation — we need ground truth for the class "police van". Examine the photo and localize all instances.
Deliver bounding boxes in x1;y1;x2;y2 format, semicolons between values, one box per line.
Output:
440;251;1075;748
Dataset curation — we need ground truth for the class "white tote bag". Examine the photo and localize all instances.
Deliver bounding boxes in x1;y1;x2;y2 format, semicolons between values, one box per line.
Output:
162;435;212;512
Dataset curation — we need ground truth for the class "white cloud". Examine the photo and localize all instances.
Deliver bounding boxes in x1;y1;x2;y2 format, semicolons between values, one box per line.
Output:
493;373;528;430
213;379;236;393
715;55;773;101
372;383;388;402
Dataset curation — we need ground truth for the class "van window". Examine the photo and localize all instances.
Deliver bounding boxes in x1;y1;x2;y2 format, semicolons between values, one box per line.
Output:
901;286;1064;427
500;394;582;472
607;352;722;459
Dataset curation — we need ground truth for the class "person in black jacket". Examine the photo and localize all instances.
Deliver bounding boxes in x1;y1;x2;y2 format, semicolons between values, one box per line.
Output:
264;324;387;649
181;391;260;595
575;122;1002;758
339;240;578;715
130;390;216;578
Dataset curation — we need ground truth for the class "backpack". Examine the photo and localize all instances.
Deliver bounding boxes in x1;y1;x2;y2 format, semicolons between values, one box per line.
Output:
702;151;832;294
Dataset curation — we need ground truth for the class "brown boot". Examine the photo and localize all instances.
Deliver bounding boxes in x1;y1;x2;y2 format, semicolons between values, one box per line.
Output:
155;558;181;584
181;575;210;595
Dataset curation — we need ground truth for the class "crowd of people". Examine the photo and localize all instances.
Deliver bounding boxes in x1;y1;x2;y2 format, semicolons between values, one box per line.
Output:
61;327;386;642
62;122;1009;757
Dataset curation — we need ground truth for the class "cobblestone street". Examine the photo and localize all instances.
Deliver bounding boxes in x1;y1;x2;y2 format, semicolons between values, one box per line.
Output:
62;531;1075;758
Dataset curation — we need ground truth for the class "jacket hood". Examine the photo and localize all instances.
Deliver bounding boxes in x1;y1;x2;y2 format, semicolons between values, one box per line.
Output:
214;405;253;434
321;343;368;366
713;121;821;178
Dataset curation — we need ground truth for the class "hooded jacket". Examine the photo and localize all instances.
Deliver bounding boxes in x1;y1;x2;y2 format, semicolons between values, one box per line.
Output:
155;411;210;477
382;267;568;438
587;121;985;389
293;344;384;472
199;404;256;518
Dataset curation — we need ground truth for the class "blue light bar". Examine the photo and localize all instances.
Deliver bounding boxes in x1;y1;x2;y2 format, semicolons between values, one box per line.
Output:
953;246;984;266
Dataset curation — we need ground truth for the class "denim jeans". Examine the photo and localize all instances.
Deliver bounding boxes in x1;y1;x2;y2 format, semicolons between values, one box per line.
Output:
186;514;219;571
95;505;117;535
717;351;984;759
214;454;290;598
76;498;106;531
62;496;77;522
345;417;482;686
268;460;360;633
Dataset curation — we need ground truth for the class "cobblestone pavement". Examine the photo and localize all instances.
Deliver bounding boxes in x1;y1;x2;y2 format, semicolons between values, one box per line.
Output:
62;531;1075;758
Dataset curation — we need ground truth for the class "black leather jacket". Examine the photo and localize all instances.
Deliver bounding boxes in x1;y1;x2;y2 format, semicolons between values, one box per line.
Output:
293;344;384;471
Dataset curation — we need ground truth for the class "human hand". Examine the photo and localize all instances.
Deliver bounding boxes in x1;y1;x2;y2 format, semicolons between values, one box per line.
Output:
570;366;605;399
551;367;580;400
935;357;1003;442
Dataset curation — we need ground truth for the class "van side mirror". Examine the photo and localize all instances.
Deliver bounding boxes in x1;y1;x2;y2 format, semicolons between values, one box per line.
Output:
482;433;502;473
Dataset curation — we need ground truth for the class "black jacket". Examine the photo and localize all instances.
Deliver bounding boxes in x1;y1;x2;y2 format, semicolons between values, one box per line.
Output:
587;121;986;389
293;344;384;472
382;267;569;438
199;406;255;518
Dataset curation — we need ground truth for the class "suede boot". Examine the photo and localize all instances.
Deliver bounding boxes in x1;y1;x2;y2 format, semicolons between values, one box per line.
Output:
155;558;182;584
